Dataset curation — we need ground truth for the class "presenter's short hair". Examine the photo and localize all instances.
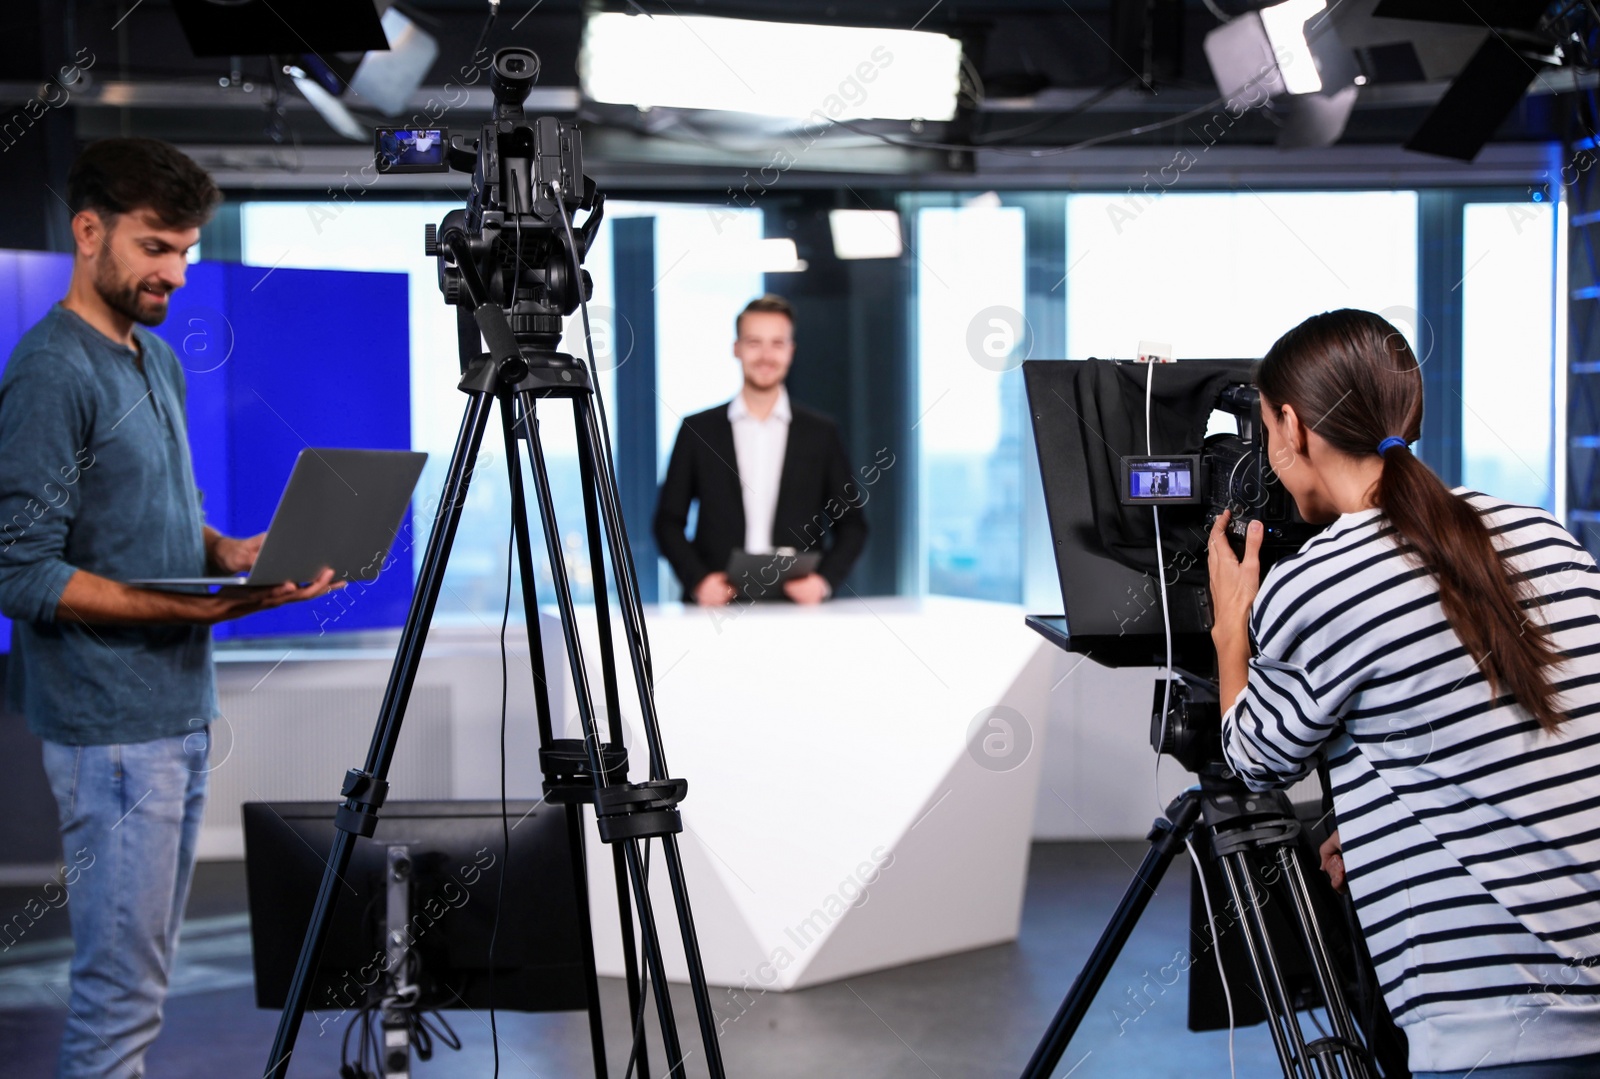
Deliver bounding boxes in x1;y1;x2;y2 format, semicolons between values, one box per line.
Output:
736;294;795;338
67;138;221;230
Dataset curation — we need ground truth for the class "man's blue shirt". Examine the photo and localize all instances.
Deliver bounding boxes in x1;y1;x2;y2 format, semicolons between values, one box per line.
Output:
0;304;216;745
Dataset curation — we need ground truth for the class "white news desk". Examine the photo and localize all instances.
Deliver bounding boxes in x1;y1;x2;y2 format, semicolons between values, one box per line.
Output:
211;597;1079;991
553;596;1070;990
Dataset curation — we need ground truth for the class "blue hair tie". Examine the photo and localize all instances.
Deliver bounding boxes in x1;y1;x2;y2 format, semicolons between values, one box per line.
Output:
1377;436;1407;455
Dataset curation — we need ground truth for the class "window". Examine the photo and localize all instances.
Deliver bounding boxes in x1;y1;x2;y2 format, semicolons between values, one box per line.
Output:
1461;201;1560;511
240;200;617;621
912;191;1420;605
646;205;767;472
1064;191;1419;360
914;202;1028;601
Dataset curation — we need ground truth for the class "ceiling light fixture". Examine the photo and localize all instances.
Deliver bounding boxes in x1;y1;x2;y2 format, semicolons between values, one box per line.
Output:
580;13;963;122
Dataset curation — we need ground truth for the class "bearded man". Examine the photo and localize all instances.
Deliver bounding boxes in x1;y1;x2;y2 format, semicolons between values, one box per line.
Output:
0;137;337;1078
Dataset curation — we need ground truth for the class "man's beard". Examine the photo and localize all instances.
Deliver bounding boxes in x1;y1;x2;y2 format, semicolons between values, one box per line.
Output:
94;258;170;327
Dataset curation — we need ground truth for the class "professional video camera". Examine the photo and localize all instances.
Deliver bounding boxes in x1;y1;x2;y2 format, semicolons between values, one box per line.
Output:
1027;359;1318;672
1026;358;1320;769
374;46;604;364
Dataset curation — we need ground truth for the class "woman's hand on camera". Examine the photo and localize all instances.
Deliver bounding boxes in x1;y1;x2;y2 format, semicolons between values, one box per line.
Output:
1207;510;1263;650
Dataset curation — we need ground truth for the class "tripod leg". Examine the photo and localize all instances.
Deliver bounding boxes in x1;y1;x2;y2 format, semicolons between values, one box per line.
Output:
613;842;651;1079
503;395;611;1077
564;804;611;1079
568;397;667;775
1217;851;1313;1077
507;395;653;1077
516;396;689;1078
500;395;556;744
1276;848;1372;1078
565;396;651;1076
264;384;499;1079
572;397;627;756
1019;789;1204;1079
660;833;733;1068
572;397;727;1079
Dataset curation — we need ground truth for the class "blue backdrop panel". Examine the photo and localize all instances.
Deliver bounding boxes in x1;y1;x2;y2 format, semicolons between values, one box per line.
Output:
0;252;414;648
210;263;413;638
0;254;22;351
0;252;75;655
164;263;233;541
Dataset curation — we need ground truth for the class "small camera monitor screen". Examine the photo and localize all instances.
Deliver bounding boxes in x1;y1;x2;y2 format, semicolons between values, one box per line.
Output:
375;127;448;173
1121;455;1201;505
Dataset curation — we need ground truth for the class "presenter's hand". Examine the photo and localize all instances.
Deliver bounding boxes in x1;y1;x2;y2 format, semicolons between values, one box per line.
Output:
783;573;829;605
210;531;264;575
1207;510;1263;650
205;568;345;623
695;572;737;607
1319;830;1347;894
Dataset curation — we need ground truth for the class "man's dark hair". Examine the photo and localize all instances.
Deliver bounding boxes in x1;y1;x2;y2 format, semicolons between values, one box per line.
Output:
735;294;795;338
67;138;221;230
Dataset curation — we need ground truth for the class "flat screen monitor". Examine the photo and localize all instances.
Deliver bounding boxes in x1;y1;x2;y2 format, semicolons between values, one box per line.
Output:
243;800;589;1014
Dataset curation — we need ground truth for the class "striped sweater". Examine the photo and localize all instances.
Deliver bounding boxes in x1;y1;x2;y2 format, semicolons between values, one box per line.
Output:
1221;490;1600;1074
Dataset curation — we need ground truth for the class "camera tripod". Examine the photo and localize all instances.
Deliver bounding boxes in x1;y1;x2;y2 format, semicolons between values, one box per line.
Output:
262;249;728;1078
1020;773;1384;1079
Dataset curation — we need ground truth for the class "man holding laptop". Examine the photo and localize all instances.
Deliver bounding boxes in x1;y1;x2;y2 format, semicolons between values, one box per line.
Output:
0;139;340;1078
654;294;868;606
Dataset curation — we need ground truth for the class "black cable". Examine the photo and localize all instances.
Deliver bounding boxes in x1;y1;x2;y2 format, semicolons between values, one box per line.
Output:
368;1004;383;1074
487;504;514;1076
826;94;1228;158
967;77;1139;145
339;997;362;1073
469;2;500;66
418;1009;462;1054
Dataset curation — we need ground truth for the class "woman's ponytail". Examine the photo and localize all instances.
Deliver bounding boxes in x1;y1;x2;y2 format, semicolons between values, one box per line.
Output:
1259;310;1568;732
1375;443;1567;731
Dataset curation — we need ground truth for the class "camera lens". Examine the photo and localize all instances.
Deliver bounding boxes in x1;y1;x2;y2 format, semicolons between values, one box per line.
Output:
506;58;525;73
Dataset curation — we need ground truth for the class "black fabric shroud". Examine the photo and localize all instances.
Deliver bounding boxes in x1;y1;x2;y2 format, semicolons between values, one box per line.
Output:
1070;358;1251;586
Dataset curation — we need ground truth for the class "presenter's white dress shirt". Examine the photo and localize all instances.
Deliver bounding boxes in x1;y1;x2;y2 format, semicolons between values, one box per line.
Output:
728;387;790;555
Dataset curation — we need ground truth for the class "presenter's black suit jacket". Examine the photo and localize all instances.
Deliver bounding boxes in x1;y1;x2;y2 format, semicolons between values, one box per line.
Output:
653;400;868;600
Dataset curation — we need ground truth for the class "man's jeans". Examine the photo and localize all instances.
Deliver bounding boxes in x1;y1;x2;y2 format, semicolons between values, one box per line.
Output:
42;729;209;1079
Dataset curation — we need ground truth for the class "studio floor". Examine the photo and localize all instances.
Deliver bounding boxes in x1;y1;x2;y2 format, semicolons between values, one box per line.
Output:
0;842;1294;1078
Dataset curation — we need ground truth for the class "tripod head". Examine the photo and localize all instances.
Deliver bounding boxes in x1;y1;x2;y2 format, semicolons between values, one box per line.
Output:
1150;667;1232;776
382;47;606;363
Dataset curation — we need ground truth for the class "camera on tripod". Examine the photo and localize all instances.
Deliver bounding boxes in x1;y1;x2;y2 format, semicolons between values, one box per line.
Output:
1105;376;1320;771
1019;358;1402;1079
374;46;604;369
270;47;731;1079
1027;358;1320;675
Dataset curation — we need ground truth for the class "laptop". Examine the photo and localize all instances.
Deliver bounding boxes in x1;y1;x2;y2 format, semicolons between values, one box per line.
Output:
131;448;428;589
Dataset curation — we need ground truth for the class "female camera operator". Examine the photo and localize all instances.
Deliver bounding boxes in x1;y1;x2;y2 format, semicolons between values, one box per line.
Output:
1209;308;1600;1079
